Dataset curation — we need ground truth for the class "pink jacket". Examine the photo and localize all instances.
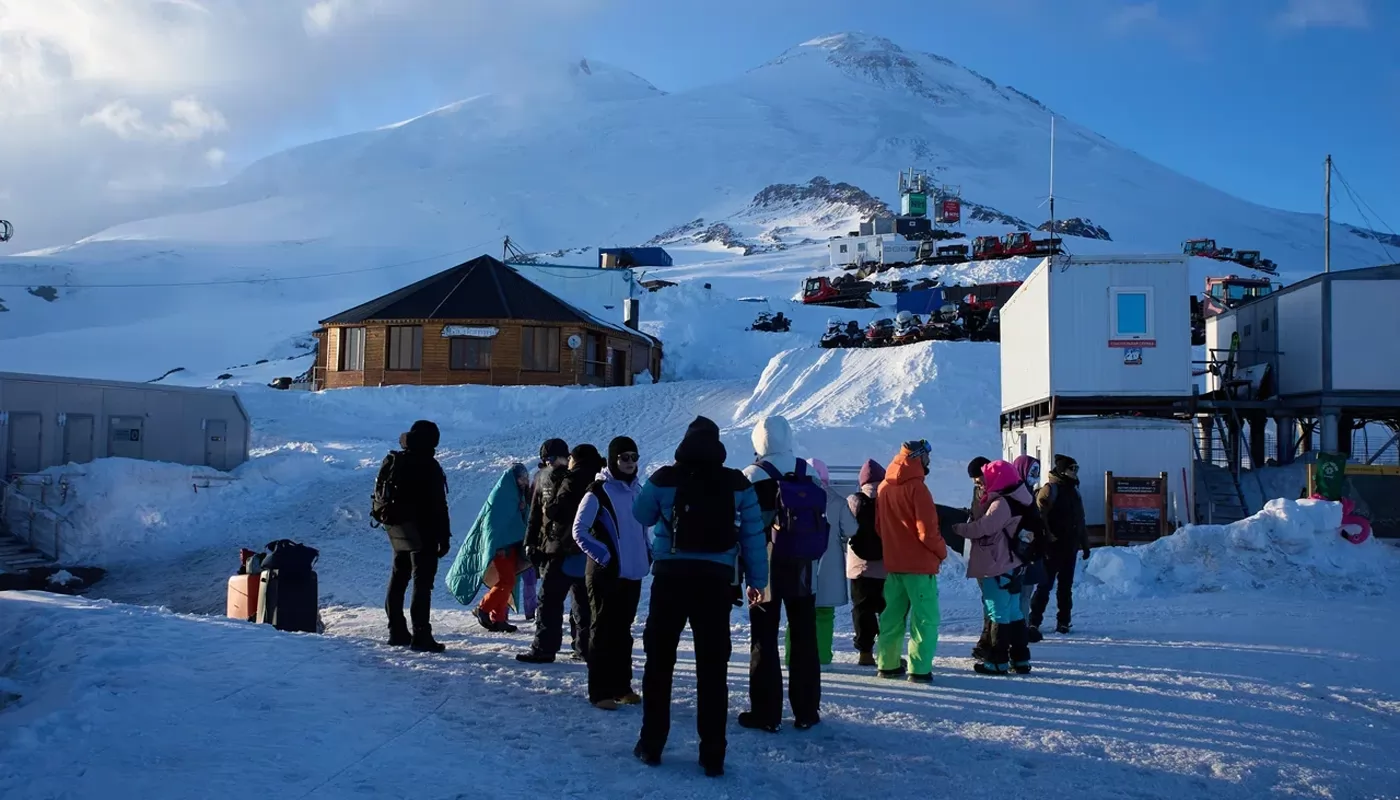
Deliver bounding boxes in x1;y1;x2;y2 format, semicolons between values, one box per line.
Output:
954;482;1033;579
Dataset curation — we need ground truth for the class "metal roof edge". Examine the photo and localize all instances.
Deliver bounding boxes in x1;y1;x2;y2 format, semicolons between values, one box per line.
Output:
0;370;242;398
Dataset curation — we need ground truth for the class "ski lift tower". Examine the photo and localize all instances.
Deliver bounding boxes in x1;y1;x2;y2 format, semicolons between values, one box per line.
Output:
898;167;932;218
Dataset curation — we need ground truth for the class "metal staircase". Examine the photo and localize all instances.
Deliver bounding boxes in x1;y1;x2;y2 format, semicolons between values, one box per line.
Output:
0;477;67;570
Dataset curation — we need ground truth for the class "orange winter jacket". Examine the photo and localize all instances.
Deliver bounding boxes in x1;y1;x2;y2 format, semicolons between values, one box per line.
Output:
876;449;947;575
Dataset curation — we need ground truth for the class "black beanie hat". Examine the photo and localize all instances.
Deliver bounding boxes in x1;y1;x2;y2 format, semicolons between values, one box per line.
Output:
967;456;991;478
539;438;568;464
1053;454;1079;473
402;420;440;451
608;436;639;476
570;443;604;473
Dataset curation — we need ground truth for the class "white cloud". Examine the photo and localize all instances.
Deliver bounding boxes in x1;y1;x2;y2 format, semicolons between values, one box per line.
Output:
0;0;609;248
1276;0;1370;29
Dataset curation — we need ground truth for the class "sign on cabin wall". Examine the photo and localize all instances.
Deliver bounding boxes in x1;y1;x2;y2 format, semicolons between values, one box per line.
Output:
440;326;499;339
1105;471;1169;544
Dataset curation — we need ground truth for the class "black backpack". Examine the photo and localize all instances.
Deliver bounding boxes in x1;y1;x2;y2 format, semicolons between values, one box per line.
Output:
1004;490;1046;563
370;451;408;528
664;466;739;554
848;492;882;562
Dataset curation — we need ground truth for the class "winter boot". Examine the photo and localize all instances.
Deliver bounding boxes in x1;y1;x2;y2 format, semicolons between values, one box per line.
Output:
1055;623;1071;635
593;698;620;711
515;651;555;664
474;608;496;631
387;626;412;647
616;692;642;706
633;742;661;767
737;712;781;733
877;659;908;679
908;672;934;684
1011;662;1033;675
973;661;1010;675
410;634;446;653
1027;625;1044;643
702;761;725;778
857;649;877;667
794;715;821;731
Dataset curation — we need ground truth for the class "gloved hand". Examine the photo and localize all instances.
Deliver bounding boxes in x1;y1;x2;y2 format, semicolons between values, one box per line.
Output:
1081;548;1091;562
438;538;451;559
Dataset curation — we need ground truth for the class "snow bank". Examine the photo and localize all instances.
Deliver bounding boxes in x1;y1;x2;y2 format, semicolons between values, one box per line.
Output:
1085;499;1398;597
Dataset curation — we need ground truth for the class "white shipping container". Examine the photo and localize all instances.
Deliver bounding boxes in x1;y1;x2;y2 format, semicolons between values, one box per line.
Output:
1001;417;1195;528
1001;255;1193;413
828;235;877;268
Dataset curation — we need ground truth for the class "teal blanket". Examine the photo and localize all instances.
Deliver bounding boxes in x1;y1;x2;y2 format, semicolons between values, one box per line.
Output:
445;466;529;606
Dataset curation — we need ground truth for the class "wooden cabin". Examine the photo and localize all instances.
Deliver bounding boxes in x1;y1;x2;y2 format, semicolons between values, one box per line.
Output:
311;255;661;390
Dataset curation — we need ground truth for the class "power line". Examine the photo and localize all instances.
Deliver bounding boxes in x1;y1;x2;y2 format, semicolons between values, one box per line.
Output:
1332;162;1397;263
0;235;503;289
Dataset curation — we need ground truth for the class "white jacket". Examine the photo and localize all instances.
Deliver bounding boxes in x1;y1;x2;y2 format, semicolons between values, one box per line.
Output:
816;477;857;607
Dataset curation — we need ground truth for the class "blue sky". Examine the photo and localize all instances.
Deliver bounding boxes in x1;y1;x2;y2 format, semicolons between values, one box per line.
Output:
562;0;1396;231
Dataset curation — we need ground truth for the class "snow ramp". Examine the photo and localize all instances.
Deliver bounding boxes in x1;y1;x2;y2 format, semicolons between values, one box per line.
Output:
733;340;1001;502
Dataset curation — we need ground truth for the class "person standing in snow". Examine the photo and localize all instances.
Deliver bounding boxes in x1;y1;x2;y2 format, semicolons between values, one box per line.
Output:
963;456;993;662
633;416;767;778
443;463;531;633
1011;455;1046;643
518;444;604;663
380;419;451;653
522;439;570;621
1030;454;1089;636
786;458;856;667
740;415;825;732
954;460;1034;675
874;440;947;683
573;436;651;711
846;459;886;667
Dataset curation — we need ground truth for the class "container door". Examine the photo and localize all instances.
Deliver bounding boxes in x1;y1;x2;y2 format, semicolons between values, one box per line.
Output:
109;416;145;460
63;414;95;465
5;413;42;476
204;419;229;470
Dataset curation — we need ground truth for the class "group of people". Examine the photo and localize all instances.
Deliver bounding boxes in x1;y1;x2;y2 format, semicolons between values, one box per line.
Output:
374;415;1088;777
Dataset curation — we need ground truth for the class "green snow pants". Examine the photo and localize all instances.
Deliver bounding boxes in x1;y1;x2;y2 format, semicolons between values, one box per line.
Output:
786;606;835;666
876;573;940;676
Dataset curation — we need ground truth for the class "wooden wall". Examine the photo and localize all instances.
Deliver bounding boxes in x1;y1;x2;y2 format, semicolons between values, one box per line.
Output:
318;318;659;389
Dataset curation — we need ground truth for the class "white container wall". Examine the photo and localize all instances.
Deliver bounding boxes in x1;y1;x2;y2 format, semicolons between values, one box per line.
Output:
1002;417;1195;528
828;236;877;267
1001;255;1193;412
1331;278;1400;392
1275;281;1322;396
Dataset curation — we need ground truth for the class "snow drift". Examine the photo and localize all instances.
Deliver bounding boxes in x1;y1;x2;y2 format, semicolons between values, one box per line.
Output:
1086;499;1399;597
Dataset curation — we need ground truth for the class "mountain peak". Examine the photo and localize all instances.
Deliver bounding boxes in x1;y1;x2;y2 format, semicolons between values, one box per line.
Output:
798;31;905;55
764;31;982;105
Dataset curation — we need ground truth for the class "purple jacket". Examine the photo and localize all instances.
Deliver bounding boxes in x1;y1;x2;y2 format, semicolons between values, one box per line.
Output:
572;468;651;581
954;482;1033;579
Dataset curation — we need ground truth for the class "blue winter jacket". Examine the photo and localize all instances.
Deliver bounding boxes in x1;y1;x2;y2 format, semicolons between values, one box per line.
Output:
633;469;768;591
572;468;652;581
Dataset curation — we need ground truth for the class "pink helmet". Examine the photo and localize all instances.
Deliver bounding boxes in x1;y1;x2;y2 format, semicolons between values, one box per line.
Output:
982;459;1022;495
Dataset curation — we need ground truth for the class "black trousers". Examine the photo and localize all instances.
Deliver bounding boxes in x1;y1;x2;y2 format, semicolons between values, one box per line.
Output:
849;576;886;653
531;556;591;658
1029;548;1078;628
748;561;820;727
386;551;437;636
585;560;642;703
638;568;734;768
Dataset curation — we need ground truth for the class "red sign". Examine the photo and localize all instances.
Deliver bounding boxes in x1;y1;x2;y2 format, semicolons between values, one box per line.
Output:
1108;339;1156;348
939;199;961;223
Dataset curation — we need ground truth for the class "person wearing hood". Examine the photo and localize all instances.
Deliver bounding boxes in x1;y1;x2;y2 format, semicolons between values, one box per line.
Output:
845;459;886;666
953;460;1035;675
964;456;993;662
1030;454;1089;636
739;415;825;733
633;416;767;778
573;436;651;711
444;463;531;633
785;458;856;667
520;439;570;622
874;440;947;682
518;443;605;664
1011;455;1047;643
381;419;451;653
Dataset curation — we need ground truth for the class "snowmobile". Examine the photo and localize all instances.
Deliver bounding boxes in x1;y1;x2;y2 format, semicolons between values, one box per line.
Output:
819;316;849;349
969;307;1002;342
921;304;967;341
864;317;895;348
891;311;924;346
749;311;792;333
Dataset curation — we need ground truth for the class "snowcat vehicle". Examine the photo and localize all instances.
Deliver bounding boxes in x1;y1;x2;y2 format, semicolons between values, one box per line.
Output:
914;240;971;265
819;317;849;349
864;318;895;348
1183;238;1230;259
801;275;878;309
971;232;1061;261
1201;275;1279;318
891;311;924;345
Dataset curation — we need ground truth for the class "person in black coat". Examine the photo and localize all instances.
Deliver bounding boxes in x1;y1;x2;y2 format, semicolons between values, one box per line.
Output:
384;420;451;653
1030;454;1090;635
518;443;605;663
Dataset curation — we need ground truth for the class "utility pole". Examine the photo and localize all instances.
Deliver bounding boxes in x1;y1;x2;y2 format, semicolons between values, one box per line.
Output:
1324;155;1332;273
1048;115;1056;241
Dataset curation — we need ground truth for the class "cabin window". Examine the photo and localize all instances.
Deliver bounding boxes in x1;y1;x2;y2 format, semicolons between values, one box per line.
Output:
386;325;422;370
449;337;492;370
584;332;608;379
339;327;365;371
857;243;867;252
1261;317;1271;333
839;244;848;253
522;326;560;372
1109;288;1153;339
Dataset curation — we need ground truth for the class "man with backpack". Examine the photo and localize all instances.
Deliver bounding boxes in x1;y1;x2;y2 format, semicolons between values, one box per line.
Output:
632;416;767;778
739;415;828;732
1030;454;1089;636
374;419;451;653
874;440;946;683
846;459;886;667
518;444;604;663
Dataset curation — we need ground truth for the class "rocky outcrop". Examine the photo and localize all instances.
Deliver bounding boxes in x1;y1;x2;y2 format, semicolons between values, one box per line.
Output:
963;201;1030;228
1038;217;1113;241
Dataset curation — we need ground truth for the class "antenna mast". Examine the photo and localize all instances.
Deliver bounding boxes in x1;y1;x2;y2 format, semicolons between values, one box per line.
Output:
1324;154;1332;273
1048;115;1056;245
